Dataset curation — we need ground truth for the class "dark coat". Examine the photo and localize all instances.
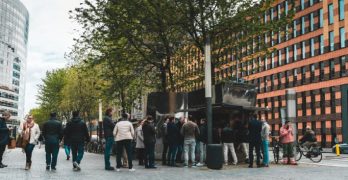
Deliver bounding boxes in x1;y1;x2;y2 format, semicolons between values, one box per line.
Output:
64;117;90;144
166;122;180;145
103;115;115;138
198;124;207;143
248;119;262;144
142;121;156;145
221;127;235;143
0;117;9;146
42;118;63;144
176;121;184;144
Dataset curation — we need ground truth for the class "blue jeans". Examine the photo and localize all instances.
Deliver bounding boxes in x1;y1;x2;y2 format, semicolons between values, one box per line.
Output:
25;144;35;163
64;145;71;157
104;137;114;168
262;140;269;165
45;142;59;168
168;144;178;165
71;143;84;165
184;139;196;165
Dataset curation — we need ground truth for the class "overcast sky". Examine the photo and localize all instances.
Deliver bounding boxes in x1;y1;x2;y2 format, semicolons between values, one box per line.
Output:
21;0;84;114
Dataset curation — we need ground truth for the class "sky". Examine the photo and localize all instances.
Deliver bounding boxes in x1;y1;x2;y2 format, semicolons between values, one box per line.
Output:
21;0;84;114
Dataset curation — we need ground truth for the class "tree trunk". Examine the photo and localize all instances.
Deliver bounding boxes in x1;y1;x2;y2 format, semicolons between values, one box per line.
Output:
160;66;167;92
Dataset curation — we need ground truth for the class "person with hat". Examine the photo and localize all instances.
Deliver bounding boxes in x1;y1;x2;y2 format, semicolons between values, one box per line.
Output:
280;120;297;165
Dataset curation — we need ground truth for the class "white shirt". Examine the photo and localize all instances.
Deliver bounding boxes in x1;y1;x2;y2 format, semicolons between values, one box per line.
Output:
18;122;41;145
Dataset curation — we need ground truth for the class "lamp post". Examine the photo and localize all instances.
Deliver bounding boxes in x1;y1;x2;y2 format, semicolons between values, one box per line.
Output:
204;37;213;144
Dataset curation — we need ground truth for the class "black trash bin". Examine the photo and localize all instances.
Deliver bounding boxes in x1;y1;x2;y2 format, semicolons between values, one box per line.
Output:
206;144;223;170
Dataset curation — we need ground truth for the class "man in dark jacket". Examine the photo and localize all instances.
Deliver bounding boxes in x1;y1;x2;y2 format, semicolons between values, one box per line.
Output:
175;117;185;163
42;112;63;170
221;120;237;165
103;108;115;170
166;116;179;166
161;117;169;165
197;118;207;166
0;111;11;168
64;111;90;171
248;114;262;168
142;116;156;168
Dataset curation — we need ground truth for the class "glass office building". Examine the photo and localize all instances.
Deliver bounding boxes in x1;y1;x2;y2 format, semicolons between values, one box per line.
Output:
0;0;29;122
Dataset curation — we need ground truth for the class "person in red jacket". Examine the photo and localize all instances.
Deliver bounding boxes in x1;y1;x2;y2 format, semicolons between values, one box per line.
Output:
280;120;297;165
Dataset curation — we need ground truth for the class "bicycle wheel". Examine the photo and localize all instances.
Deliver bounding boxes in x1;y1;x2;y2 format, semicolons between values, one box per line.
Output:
309;148;322;163
295;146;302;161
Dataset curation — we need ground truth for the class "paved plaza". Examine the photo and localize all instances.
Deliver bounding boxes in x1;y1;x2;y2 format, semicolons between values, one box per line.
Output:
0;147;348;180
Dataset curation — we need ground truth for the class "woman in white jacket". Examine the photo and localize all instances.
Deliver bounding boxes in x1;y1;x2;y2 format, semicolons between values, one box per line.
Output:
18;114;40;170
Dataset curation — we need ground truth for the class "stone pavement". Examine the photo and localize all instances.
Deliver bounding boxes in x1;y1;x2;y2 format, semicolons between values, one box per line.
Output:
0;147;348;180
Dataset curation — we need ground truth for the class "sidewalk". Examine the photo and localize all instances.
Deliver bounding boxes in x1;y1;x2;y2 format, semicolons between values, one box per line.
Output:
0;147;347;180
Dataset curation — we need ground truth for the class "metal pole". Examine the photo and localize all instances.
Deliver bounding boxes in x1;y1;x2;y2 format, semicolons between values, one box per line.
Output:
205;37;213;144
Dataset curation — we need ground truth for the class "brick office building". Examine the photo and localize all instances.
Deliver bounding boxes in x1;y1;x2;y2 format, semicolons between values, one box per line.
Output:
169;0;348;147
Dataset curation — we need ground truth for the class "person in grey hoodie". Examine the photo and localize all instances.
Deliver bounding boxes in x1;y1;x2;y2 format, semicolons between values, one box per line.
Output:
261;119;270;167
181;115;200;167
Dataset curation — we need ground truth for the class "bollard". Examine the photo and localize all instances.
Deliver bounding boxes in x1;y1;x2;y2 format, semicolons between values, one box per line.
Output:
336;144;340;156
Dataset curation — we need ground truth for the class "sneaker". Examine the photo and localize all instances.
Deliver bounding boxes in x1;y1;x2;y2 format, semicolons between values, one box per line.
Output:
46;165;50;170
73;167;78;171
183;164;188;168
129;168;136;172
51;167;56;171
67;156;70;160
196;163;204;167
105;166;115;170
0;163;7;168
116;168;120;172
224;163;228;166
192;164;197;168
73;162;81;171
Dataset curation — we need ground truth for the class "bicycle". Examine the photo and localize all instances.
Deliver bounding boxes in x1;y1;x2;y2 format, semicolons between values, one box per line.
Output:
271;136;282;164
295;142;322;163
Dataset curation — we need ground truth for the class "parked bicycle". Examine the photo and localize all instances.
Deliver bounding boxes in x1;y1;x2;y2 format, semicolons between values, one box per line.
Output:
271;136;282;164
295;142;322;163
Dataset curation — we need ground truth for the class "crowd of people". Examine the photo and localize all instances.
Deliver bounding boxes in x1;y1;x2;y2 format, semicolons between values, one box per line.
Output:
0;109;318;172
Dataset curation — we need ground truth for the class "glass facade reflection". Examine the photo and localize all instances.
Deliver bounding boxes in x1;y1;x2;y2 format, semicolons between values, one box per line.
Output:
0;0;29;122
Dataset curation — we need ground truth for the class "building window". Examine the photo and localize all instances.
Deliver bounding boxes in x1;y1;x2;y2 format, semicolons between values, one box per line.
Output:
285;25;289;41
319;9;323;28
302;41;306;59
277;4;281;19
310;13;314;32
320;89;325;115
293;44;298;61
271;74;275;90
339;0;345;21
310;38;315;57
328;3;334;25
264;12;268;23
329;59;335;79
302;92;306;116
330;87;336;113
278;72;282;89
270;8;274;21
310;64;315;82
285;47;289;64
293;20;297;38
293;69;298;86
264;56;268;70
310;0;314;6
285;71;289;88
340;27;346;48
278;30;282;44
271;31;275;46
329;31;334;51
301;16;305;35
285;1;288;16
271;52;275;68
310;91;315;115
258;57;262;72
341;56;346;76
301;66;306;84
278;49;282;66
320;35;324;54
301;0;305;10
319;61;325;80
264;77;268;92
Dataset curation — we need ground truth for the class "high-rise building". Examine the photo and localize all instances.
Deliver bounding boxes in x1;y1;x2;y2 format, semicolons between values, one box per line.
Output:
0;0;29;123
170;0;348;147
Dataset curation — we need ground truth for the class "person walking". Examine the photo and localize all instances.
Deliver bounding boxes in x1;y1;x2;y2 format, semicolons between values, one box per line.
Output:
181;115;200;167
42;112;63;171
248;114;262;168
0;111;11;168
103;108;116;170
222;120;238;166
166;116;179;167
135;120;145;166
261;119;270;167
280;120;297;165
63;126;71;160
113;113;135;172
142;116;157;169
161;117;169;165
64;111;90;171
196;118;207;167
18;115;40;170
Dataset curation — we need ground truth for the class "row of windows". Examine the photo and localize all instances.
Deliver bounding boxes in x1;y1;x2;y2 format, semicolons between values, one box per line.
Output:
0;100;18;108
0;91;18;101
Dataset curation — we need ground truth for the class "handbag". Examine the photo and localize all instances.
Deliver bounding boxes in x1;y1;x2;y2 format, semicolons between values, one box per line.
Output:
8;138;16;149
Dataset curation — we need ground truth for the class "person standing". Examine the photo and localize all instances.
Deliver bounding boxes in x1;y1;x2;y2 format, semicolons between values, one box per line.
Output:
18;115;40;170
64;111;90;171
280;120;297;165
142;116;157;169
42;112;63;171
135;120;145;165
261;119;270;167
161;117;169;165
103;108;116;170
248;114;262;168
181;115;200;167
166;116;179;167
0;111;11;168
175;117;185;163
222;120;238;166
196;118;207;167
113;113;135;172
63;126;71;160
